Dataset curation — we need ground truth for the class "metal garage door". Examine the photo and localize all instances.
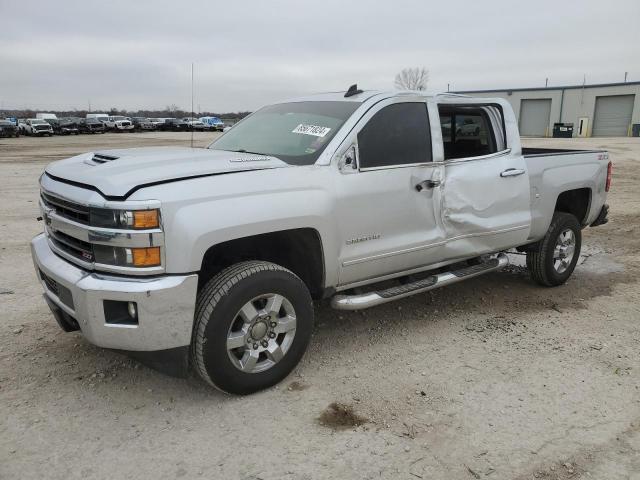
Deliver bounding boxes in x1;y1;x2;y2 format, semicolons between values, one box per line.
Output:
519;99;552;137
592;95;635;136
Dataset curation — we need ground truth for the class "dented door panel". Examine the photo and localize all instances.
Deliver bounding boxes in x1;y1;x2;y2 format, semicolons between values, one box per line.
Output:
442;151;532;258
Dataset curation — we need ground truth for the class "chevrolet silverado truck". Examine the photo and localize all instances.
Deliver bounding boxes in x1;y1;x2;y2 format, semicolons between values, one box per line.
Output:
31;86;611;395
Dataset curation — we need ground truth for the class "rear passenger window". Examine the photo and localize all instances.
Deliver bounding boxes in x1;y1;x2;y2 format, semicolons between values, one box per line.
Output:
439;105;500;160
358;103;432;169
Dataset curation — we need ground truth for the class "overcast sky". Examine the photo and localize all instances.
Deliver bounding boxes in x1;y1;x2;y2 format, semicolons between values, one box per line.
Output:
1;0;638;112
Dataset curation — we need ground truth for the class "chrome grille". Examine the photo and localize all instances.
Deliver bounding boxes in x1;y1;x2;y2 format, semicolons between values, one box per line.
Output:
48;228;94;263
39;184;164;275
41;192;90;224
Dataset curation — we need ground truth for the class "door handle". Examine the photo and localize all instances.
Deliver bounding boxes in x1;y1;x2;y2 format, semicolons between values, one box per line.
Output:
415;179;441;192
500;168;526;178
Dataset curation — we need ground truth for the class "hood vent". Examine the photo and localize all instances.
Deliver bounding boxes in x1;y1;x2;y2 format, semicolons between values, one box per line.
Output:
87;153;119;165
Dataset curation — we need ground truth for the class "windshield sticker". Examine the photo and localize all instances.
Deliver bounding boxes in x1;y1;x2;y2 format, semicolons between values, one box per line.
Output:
292;124;331;137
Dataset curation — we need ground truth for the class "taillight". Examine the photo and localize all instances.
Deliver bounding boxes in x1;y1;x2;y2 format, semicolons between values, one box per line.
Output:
605;161;612;192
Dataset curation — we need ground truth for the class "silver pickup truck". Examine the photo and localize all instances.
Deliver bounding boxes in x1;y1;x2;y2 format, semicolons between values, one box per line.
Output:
31;86;611;394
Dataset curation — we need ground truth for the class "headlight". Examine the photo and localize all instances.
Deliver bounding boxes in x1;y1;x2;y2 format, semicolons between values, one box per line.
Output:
94;245;161;268
90;208;160;229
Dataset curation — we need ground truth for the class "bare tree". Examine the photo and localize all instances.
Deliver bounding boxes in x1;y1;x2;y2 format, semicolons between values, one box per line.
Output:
394;67;429;91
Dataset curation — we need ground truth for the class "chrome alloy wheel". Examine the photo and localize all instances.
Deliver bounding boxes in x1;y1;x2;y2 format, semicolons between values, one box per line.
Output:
553;228;576;274
226;294;297;374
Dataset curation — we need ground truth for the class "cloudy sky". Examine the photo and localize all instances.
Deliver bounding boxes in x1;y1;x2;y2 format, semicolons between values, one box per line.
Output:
1;0;638;112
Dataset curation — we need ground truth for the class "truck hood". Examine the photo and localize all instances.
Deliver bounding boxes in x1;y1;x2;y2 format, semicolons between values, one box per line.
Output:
45;146;290;198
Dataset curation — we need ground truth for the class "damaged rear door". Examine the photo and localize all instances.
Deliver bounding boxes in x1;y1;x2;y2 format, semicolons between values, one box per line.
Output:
439;103;531;258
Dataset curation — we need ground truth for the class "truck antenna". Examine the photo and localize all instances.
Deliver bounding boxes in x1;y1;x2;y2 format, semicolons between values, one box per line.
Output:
344;84;363;98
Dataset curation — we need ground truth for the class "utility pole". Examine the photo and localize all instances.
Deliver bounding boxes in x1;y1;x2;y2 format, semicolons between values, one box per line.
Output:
447;83;450;92
190;62;194;149
624;71;628;83
545;78;548;87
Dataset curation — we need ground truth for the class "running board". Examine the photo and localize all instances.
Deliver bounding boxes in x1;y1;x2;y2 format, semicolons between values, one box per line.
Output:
331;253;509;311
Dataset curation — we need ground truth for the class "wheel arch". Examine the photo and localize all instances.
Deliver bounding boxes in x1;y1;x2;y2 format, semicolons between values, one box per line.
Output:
554;187;592;226
198;228;326;299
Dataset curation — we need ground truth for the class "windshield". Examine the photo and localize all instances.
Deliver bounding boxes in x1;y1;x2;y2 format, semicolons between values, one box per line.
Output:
208;101;361;165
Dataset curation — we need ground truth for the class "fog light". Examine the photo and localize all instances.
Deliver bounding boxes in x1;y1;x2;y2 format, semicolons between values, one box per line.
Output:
104;300;138;326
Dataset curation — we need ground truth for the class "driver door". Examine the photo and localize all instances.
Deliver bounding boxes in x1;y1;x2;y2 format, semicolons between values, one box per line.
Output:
334;99;446;287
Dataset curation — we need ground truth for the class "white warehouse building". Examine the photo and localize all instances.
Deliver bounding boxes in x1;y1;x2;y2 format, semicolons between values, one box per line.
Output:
454;81;640;137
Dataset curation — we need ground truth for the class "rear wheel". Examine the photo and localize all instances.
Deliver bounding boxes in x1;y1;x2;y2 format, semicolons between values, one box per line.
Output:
191;261;313;395
527;212;581;286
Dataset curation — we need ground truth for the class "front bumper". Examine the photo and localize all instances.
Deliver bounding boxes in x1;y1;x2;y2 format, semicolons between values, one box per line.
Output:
31;233;198;352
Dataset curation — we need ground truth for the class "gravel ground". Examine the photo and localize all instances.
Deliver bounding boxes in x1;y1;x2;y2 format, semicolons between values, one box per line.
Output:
1;133;639;480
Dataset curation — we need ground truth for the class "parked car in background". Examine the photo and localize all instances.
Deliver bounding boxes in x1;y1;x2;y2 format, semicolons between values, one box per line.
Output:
86;113;109;123
456;116;482;136
131;117;156;131
200;116;225;131
43;117;60;132
183;118;207;130
78;118;106;134
17;120;28;135
148;118;166;129
54;118;81;135
24;118;54;136
103;116;134;132
161;118;189;131
0;120;19;137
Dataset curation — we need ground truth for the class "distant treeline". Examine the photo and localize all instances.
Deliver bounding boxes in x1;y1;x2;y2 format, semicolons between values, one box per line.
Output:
0;107;252;122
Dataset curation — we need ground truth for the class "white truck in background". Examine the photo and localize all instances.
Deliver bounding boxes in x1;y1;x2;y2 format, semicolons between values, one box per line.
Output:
36;113;58;121
32;86;611;395
102;115;134;132
23;118;54;136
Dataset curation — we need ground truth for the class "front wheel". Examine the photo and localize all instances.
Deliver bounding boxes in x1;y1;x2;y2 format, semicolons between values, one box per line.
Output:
527;212;581;287
191;261;313;395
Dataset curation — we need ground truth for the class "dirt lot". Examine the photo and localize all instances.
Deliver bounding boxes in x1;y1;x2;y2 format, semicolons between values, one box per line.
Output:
1;133;639;480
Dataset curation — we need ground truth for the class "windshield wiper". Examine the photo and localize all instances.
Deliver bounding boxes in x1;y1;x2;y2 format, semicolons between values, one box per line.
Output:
230;148;267;155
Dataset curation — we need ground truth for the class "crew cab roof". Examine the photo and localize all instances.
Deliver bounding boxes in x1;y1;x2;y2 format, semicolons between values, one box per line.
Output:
282;89;452;105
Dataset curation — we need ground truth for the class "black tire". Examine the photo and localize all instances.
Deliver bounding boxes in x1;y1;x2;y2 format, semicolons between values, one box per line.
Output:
527;212;581;287
192;261;313;395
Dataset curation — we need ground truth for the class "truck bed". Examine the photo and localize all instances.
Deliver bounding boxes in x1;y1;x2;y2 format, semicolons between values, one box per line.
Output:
523;147;609;241
522;147;606;157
